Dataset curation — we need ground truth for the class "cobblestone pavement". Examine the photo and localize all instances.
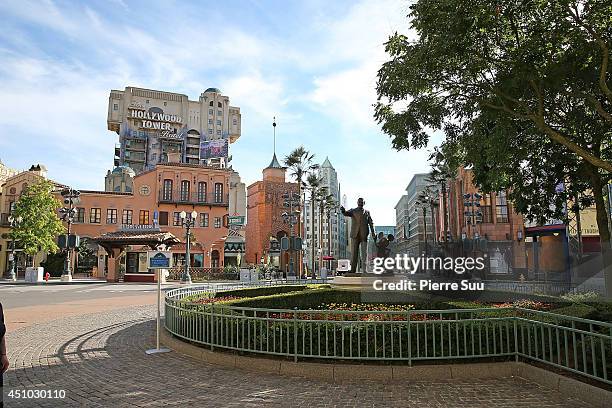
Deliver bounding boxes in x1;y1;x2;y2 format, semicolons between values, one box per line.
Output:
2;306;593;407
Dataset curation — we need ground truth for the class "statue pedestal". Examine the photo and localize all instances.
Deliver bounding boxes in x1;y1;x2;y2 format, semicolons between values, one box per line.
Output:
333;273;402;289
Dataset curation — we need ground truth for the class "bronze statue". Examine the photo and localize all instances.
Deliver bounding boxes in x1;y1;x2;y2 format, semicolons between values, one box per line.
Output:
340;197;375;273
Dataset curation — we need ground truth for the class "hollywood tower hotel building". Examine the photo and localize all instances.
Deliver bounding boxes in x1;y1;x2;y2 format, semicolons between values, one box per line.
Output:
62;86;247;282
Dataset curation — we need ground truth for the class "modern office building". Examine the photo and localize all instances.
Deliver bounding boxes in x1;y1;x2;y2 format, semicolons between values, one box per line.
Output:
394;194;409;241
443;167;526;277
393;174;436;257
303;158;347;271
107;86;241;173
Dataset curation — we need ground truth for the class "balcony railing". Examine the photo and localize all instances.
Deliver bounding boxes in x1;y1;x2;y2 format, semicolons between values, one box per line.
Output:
158;189;229;206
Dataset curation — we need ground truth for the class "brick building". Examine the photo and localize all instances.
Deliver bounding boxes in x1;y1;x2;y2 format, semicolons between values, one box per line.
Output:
442;167;527;277
0;165;64;278
67;162;244;281
245;154;298;272
0;162;246;282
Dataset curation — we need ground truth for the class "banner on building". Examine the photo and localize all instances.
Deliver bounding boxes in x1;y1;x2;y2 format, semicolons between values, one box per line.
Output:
200;139;228;160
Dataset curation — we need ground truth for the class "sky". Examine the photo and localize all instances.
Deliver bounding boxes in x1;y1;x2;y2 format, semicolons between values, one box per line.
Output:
0;0;441;225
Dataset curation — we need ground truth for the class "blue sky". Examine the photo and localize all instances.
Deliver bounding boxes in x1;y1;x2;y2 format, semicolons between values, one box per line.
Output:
0;0;440;225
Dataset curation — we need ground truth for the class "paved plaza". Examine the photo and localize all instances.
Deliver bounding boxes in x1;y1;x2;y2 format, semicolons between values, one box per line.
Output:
2;300;594;407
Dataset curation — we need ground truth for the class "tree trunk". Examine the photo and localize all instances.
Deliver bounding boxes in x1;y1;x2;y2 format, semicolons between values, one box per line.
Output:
319;202;324;275
297;178;302;277
311;192;316;279
328;210;332;272
585;163;612;298
442;182;449;244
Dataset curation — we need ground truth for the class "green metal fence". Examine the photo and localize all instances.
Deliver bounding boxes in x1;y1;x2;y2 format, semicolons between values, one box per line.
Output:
164;284;612;385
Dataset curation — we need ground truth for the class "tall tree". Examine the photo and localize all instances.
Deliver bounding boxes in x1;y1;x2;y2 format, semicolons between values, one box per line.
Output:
428;147;457;243
323;194;338;271
284;147;318;275
10;180;65;265
375;0;612;172
305;172;324;278
376;0;612;296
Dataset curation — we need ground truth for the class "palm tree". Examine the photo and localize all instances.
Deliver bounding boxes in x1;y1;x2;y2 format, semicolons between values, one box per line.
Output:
428;147;457;244
322;194;338;272
305;172;324;278
417;185;439;256
316;190;334;274
284;147;318;275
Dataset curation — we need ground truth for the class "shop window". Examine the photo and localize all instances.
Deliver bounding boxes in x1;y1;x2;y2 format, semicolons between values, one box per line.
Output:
211;250;220;267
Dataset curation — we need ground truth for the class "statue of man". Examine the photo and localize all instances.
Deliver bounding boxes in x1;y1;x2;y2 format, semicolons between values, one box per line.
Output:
340;198;375;273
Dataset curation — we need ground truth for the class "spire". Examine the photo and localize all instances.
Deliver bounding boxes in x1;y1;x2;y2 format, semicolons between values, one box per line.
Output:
265;116;283;169
267;153;283;169
321;156;334;169
272;116;276;156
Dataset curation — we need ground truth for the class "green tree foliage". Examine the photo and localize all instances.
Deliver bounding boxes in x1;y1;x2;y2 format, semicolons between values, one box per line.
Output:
10;180;65;257
375;0;612;172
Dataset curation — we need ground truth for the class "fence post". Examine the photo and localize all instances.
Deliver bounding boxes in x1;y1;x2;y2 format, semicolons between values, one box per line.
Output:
210;301;215;351
293;307;298;363
407;311;412;367
514;307;519;362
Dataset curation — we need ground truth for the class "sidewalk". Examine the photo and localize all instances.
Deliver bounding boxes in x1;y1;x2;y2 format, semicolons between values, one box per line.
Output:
0;277;107;285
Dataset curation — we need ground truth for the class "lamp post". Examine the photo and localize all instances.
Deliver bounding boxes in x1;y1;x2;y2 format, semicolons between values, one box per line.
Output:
8;215;22;281
59;188;80;282
179;210;197;284
282;191;300;277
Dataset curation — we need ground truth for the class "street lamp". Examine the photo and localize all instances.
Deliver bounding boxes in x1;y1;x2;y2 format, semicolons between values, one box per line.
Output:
282;191;300;277
179;210;197;284
8;215;22;281
59;188;80;282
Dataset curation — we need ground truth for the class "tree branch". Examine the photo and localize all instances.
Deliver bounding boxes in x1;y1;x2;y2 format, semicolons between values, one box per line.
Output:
567;5;612;103
535;120;612;173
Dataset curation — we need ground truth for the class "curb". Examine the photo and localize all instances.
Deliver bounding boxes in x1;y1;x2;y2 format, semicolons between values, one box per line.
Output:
160;328;610;407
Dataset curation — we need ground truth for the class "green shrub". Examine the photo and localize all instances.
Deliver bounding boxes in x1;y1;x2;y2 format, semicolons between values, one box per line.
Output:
215;285;309;299
560;291;601;303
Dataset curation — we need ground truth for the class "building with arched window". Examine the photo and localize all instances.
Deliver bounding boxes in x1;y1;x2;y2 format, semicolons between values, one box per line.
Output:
107;86;241;173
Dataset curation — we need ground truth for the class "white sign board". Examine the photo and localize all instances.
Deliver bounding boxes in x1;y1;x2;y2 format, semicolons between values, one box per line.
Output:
337;259;351;272
147;251;173;269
